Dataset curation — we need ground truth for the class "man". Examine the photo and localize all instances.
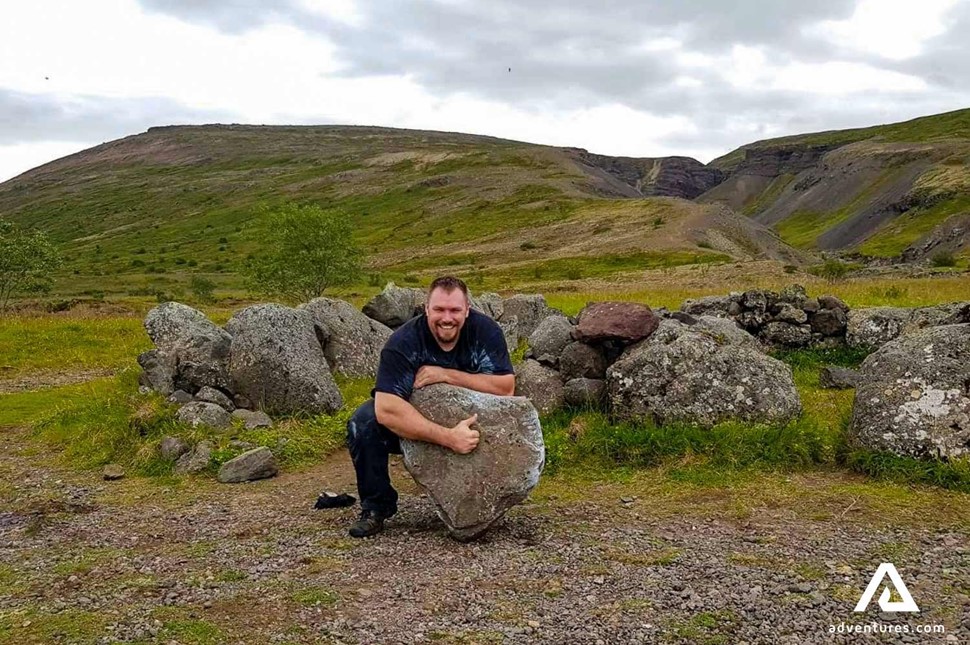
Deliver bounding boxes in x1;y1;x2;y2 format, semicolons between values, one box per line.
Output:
345;276;516;538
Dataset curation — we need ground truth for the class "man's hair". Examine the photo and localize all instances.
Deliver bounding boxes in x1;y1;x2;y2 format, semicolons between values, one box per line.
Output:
428;275;469;302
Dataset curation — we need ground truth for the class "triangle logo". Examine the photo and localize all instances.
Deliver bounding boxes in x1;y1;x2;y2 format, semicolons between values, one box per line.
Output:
853;563;920;613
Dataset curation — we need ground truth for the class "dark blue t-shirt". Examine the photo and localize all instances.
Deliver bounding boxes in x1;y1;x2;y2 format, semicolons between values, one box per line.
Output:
372;309;514;401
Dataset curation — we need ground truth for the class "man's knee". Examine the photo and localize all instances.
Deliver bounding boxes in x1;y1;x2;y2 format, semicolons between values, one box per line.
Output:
347;399;378;445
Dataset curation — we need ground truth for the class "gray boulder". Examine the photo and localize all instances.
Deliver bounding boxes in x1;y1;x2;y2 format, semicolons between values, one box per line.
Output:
607;322;801;427
176;401;231;428
362;282;425;328
760;322;812;348
819;366;861;390
849;324;970;459
527;314;574;366
846;307;911;349
404;384;544;541
811;308;848;336
563;378;607;409
137;350;177;396
907;302;970;333
558;341;608;380
818;295;848;312
773;303;808;325
143;302;232;393
195;386;234;412
159;436;190;460
500;294;558;342
513;359;564;415
470;292;504;320
680;294;740;318
300;297;392;378
226;304;342;416
167;389;194;405
174;440;213;475
232;409;274;429
217;447;279;483
650;316;762;352
498;317;519;354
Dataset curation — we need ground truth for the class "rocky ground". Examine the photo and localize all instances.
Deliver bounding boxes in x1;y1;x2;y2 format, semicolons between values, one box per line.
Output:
1;425;968;645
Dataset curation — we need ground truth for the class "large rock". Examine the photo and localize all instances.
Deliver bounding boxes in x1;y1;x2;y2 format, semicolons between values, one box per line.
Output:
527;314;574;366
143;302;232;393
231;409;274;429
607;320;801;427
176;401;231;428
679;294;741;318
759;322;812;348
497;317;519;354
404;384;544;541
226;304;342;415
573;301;660;343
470;292;504;320
907;302;970;332
137;349;177;396
513;359;564;415
558;341;608;380
217;447;279;483
174;440;213;475
819;366;861;390
810;308;848;336
362;282;425;328
499;294;558;342
849;324;970;459
846;307;911;349
650;316;762;352
563;378;607;409
300;297;392;378
195;386;234;411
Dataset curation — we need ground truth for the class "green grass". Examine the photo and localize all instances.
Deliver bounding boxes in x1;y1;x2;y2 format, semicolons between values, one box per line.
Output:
741;173;795;216
858;194;970;257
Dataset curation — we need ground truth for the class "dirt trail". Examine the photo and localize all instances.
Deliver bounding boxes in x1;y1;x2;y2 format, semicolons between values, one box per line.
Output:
1;426;968;644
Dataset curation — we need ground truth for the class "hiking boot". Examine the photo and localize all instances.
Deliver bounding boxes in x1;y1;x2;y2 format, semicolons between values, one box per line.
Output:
348;509;393;538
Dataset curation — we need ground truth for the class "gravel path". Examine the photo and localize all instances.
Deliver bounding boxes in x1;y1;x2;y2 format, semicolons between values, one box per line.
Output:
1;427;968;644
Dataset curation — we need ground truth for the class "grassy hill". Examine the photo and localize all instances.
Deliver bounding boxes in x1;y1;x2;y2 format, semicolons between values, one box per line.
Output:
0;125;802;299
701;109;970;262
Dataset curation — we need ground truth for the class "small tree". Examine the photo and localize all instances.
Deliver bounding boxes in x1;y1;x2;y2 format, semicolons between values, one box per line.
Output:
0;219;62;312
242;204;362;302
189;275;217;304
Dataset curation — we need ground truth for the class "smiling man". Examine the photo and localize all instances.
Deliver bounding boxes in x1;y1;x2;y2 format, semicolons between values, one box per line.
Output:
345;276;516;538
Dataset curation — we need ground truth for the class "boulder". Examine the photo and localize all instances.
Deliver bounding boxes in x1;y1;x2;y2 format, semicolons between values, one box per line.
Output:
819;366;861;390
195;386;234;412
810;308;848;336
176;401;231;428
226;304;343;416
849;324;970;459
573;301;660;343
497;317;519;354
300;297;393;378
558;341;608;380
907;302;970;333
470;292;504;320
607;321;801;427
167;389;194;405
362;282;425;328
143;302;232;393
513;359;564;415
563;378;607;409
499;294;558;342
527;315;574;366
232;409;274;429
760;322;812;348
650;316;762;352
159;436;190;461
679;294;740;318
773;303;808;325
404;384;544;541
818;295;848;312
846;307;911;349
217;447;279;483
174;440;213;475
137;350;177;396
102;464;125;481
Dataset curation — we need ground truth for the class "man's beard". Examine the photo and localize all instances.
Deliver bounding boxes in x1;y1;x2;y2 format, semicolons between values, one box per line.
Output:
433;322;459;343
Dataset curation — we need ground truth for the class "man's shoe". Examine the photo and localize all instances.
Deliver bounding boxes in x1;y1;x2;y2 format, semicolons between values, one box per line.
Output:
349;509;391;538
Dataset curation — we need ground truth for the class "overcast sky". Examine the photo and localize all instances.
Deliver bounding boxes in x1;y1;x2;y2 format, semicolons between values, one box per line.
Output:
2;0;969;182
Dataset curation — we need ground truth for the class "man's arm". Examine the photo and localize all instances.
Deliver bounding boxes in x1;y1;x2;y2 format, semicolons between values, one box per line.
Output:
414;366;515;396
374;392;480;453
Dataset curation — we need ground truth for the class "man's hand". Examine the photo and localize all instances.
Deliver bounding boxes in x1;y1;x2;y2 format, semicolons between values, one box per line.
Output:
448;413;480;454
414;365;452;389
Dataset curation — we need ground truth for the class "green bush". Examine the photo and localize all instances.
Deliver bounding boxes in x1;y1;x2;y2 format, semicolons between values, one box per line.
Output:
930;251;956;267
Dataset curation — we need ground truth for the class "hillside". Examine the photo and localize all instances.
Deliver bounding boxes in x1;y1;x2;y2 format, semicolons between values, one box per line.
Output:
701;108;970;261
0;125;804;298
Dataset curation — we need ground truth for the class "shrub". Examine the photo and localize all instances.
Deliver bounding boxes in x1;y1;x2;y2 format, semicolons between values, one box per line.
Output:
930;251;956;268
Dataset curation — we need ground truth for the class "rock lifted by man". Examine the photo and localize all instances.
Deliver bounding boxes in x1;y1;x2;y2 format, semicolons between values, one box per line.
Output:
344;275;544;539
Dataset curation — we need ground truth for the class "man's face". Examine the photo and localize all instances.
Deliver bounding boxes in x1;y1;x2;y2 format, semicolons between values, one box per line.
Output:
426;287;469;346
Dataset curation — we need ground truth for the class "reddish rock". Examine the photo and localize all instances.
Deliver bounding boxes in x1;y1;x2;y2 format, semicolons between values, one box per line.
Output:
573;302;660;343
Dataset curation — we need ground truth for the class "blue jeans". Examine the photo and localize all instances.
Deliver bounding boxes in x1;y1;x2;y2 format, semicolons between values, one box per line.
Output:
346;398;401;516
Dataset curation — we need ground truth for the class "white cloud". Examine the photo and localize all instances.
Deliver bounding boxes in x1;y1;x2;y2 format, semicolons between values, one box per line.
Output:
0;141;89;182
809;0;959;60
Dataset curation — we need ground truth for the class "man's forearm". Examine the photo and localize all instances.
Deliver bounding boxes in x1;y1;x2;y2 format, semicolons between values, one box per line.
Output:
443;369;515;396
375;395;454;448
